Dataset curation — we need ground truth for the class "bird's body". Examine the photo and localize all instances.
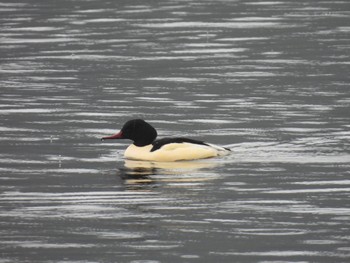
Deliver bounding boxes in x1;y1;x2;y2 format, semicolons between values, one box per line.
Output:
125;140;227;162
102;119;230;162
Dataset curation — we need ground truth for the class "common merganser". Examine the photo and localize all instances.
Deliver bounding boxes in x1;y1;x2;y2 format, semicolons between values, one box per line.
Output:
101;119;231;162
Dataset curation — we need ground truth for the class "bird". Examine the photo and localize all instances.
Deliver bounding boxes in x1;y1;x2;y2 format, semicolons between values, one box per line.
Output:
101;119;231;162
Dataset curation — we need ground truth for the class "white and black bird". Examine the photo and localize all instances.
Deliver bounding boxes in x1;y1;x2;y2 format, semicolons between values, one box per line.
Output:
102;119;231;162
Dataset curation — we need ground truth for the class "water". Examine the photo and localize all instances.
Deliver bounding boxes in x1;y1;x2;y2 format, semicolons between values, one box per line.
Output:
1;0;350;262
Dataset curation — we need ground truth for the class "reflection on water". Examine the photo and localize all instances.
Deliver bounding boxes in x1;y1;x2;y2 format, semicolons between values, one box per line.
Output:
1;0;350;262
119;159;221;190
124;159;220;171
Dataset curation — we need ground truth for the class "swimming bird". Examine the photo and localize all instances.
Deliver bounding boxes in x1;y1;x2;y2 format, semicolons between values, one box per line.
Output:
101;119;231;162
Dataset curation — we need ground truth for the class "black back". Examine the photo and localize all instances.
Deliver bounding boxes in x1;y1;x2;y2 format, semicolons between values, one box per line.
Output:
151;137;209;152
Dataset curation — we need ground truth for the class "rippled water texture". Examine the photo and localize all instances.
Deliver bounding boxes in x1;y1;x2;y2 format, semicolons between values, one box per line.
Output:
1;0;350;262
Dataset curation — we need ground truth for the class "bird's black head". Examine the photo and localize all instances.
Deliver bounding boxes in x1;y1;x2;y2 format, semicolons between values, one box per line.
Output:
102;119;157;147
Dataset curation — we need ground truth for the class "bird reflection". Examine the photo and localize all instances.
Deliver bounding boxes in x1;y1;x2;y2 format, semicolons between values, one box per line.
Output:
117;159;221;191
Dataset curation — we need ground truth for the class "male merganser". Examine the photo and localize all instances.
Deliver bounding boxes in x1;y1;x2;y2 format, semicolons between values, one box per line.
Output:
101;119;231;162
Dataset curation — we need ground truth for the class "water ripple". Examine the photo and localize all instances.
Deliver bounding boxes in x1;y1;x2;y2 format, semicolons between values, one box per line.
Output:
1;0;349;262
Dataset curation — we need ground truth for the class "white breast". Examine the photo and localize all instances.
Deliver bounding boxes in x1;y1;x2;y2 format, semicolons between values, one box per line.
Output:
124;142;230;162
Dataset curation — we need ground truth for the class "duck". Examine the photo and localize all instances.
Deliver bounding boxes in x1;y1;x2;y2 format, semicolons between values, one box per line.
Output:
101;119;231;162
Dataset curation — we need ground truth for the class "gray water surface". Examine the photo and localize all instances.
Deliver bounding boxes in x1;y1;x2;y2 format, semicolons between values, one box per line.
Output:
1;0;350;262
